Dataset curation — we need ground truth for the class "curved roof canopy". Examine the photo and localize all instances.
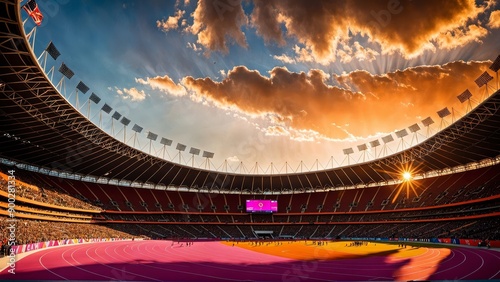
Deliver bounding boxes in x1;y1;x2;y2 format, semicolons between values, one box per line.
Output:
1;0;500;192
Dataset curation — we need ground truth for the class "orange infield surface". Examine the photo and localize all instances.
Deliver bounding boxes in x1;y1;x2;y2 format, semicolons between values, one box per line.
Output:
223;240;460;281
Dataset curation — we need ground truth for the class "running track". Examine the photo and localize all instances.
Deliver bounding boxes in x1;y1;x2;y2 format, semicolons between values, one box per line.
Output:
0;240;499;281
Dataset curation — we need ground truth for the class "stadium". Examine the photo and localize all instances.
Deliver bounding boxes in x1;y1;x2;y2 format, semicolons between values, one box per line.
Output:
1;0;500;281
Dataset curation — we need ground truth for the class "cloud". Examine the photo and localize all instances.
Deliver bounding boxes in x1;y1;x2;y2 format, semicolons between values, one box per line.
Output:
338;41;379;63
352;42;379;62
265;125;290;136
249;0;488;62
160;0;491;62
273;54;296;64
187;42;202;52
250;0;285;46
181;61;490;140
334;60;491;132
227;155;240;162
292;45;316;63
435;24;488;49
115;87;123;95
136;75;186;97
251;1;346;63
188;0;248;54
157;9;185;32
345;0;487;57
116;87;146;101
489;10;500;28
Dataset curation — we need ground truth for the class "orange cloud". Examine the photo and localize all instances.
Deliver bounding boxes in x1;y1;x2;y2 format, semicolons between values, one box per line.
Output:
435;24;488;49
250;0;285;46
273;54;296;64
251;1;345;62
344;0;485;57
116;87;146;101
489;10;500;28
249;0;489;61
189;0;248;54
337;41;379;64
182;61;490;140
162;0;491;61
157;9;185;32
136;76;186;96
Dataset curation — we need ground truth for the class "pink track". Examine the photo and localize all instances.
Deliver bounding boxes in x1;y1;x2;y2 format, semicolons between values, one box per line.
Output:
1;240;499;281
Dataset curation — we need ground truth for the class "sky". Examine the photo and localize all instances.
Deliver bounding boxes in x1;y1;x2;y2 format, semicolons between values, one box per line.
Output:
23;0;500;173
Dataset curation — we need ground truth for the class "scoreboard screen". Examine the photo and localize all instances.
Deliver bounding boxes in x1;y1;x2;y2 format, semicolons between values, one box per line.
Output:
245;199;278;213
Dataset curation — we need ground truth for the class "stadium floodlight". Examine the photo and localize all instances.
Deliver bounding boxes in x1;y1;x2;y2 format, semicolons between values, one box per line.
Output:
101;104;112;114
369;140;380;147
132;124;143;133
45;41;60;60
160;138;172;146
474;71;493;88
202;151;214;158
437;107;451;118
120;117;131;126
76;81;89;94
457;89;472;103
490;55;500;72
422;116;434;127
357;144;368;151
89;93;101;104
176;143;187;151
343;148;354;155
112;111;122;120
408;123;421;133
395;129;408;138
382;134;394;143
147;132;158;141
58;63;74;79
189;147;201;155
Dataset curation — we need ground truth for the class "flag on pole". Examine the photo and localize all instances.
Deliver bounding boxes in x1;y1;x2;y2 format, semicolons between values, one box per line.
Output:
474;71;493;88
160;138;172;146
490;55;500;72
101;104;112;114
437;107;451;118
132;124;143;133
147;132;158;141
342;148;354;155
202;151;214;158
456;89;472;103
76;81;89;94
112;111;122;120
369;140;380;147
357;144;368;151
189;147;201;155
395;129;408;138
45;42;60;60
382;134;394;143
408;123;421;133
422;116;434;126
59;63;74;79
89;93;101;104
22;0;44;26
176;143;187;151
120;117;131;126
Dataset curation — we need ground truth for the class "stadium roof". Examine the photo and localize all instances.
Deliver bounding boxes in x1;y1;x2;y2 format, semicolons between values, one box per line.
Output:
1;0;500;192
